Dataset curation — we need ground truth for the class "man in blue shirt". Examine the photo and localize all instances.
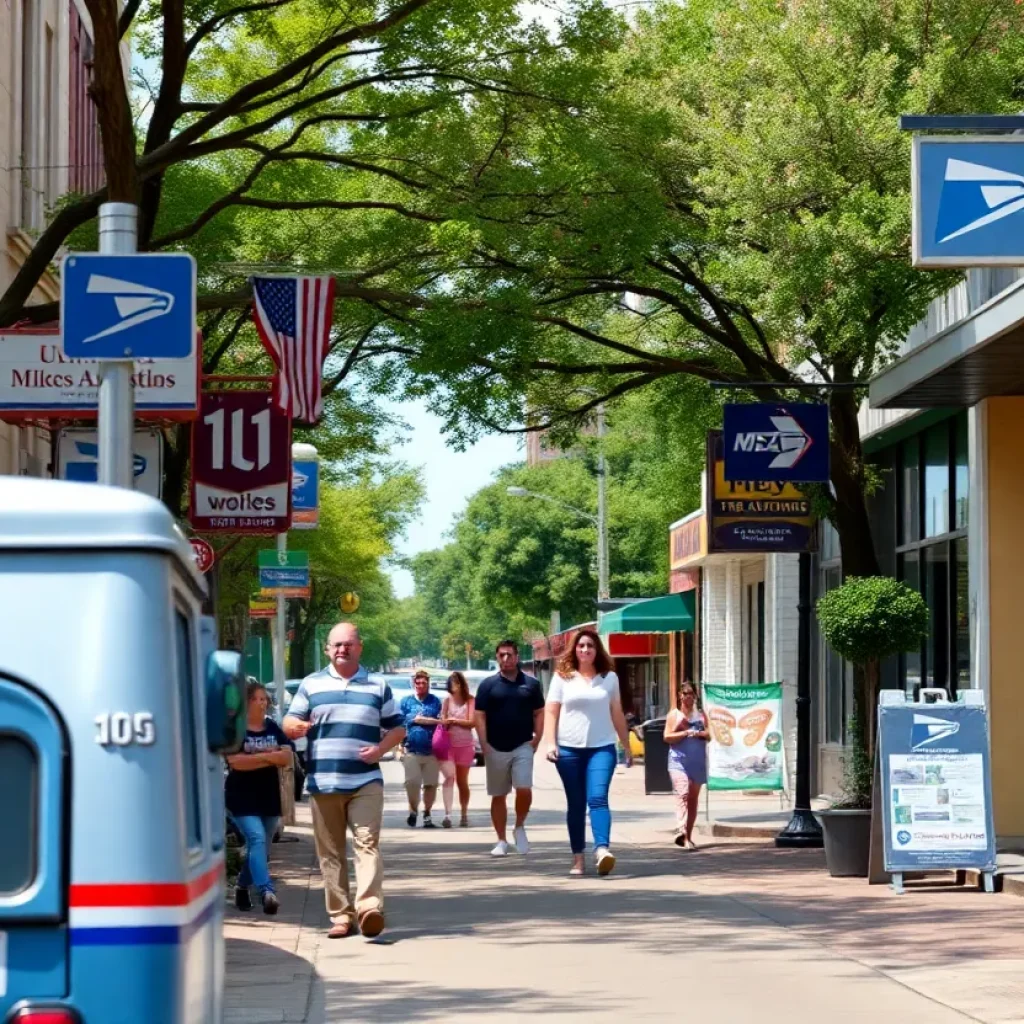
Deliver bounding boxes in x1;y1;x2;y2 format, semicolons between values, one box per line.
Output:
399;670;443;828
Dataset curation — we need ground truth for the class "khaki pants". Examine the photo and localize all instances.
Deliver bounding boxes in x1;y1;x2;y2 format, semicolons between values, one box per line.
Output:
310;783;384;925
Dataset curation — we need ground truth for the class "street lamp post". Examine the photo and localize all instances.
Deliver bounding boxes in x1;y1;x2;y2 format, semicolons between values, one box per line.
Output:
506;485;608;603
595;403;609;601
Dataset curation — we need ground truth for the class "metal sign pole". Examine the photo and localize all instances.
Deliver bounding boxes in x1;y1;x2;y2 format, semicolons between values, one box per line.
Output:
96;203;137;488
273;531;288;713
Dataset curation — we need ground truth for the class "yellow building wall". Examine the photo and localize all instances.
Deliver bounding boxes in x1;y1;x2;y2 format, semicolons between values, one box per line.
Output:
986;396;1024;838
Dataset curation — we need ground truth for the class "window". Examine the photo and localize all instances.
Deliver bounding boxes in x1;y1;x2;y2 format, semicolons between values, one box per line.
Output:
955;538;970;689
822;567;847;743
925;545;950;689
19;0;40;230
924;424;950;538
898;552;922;696
955;415;969;530
0;735;37;894
175;610;203;849
899;437;921;544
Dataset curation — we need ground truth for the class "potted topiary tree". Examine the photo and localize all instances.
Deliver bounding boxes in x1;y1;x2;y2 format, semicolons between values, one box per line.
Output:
815;576;929;877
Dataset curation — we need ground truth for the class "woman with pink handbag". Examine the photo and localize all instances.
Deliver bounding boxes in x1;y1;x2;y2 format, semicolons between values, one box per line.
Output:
438;672;476;828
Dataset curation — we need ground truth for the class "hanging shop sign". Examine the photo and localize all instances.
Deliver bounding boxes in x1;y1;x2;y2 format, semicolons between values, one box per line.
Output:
0;332;198;418
292;458;320;528
706;430;814;553
878;691;996;886
249;599;277;619
189;390;293;533
912;136;1024;267
703;682;784;792
723;403;830;483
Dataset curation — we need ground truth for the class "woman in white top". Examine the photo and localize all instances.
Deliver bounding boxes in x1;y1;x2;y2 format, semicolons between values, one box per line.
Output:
543;628;633;878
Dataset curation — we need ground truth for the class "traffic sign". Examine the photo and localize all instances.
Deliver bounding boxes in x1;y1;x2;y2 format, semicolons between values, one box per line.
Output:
190;390;293;533
189;538;216;574
257;550;309;569
61;252;197;359
258;566;310;589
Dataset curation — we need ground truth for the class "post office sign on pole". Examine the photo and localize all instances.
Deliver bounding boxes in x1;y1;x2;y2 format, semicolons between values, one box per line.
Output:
56;428;163;498
913;136;1024;267
190;390;292;533
292;459;320;528
723;403;830;483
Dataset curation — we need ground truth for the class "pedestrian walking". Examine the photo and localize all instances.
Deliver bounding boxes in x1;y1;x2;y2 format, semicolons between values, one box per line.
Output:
474;639;545;857
439;671;476;827
543;628;633;877
665;682;709;849
399;669;443;828
225;682;294;914
282;622;405;939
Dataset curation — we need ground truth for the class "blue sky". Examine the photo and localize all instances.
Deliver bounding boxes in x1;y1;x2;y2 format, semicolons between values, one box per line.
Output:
384;398;522;597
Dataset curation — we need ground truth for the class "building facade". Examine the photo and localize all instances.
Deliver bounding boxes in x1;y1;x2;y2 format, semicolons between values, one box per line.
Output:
0;0;102;478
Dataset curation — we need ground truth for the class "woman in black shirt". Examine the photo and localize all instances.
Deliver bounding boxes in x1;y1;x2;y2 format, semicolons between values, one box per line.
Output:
226;682;293;914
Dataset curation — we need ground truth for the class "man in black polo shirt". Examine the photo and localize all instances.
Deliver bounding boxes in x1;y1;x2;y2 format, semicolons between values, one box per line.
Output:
474;639;545;857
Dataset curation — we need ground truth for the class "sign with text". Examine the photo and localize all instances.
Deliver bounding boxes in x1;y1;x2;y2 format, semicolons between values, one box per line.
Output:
0;332;198;418
292;459;320;528
706;431;814;553
190;390;292;533
723;403;829;483
56;428;163;498
879;697;996;873
703;683;784;792
913;136;1024;267
189;538;216;574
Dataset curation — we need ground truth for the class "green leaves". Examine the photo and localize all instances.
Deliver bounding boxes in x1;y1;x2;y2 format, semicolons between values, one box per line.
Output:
817;575;929;666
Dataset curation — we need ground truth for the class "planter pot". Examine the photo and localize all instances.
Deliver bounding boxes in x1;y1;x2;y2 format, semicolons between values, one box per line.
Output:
816;808;872;878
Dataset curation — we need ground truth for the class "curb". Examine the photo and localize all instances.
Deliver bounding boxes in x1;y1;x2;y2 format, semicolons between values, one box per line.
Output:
694;822;781;840
964;869;1024;897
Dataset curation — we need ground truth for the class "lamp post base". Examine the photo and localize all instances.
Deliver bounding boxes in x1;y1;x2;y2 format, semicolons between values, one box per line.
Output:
775;808;824;849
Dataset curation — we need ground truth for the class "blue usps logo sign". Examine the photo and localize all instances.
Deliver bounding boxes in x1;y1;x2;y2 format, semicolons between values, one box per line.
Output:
896;830;912;846
723;403;830;483
292;460;319;511
61;252;196;359
911;712;960;751
913;137;1024;266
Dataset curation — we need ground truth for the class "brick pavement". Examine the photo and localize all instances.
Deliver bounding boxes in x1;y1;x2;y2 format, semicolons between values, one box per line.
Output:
224;761;1024;1023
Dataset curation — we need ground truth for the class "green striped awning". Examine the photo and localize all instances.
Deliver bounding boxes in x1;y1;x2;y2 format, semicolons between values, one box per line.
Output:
598;592;695;635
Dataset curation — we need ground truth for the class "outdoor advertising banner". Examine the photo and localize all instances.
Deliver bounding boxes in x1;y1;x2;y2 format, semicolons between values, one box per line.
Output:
0;332;198;418
706;431;815;553
703;682;784;791
292;458;320;528
190;390;293;533
879;701;996;872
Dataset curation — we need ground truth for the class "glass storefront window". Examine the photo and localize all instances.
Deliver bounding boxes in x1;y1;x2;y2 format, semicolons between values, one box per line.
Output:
900;437;920;544
924;424;950;538
955;537;970;690
898;552;922;696
955;414;969;530
924;544;950;690
823;567;846;743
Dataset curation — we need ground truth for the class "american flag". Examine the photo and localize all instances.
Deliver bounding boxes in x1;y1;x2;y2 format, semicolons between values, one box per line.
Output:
252;275;336;425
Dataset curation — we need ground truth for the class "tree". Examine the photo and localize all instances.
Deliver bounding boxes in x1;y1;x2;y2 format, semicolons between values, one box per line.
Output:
357;0;1024;581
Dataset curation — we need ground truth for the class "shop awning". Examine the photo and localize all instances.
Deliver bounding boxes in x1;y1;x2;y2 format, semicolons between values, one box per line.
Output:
598;592;695;635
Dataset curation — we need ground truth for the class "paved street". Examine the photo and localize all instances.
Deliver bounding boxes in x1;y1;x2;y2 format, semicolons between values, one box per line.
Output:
225;761;1024;1024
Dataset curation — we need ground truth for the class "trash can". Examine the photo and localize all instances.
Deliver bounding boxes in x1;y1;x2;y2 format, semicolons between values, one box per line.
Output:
642;718;672;795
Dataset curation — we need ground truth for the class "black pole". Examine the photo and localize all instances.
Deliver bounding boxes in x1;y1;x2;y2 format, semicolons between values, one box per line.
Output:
775;549;823;848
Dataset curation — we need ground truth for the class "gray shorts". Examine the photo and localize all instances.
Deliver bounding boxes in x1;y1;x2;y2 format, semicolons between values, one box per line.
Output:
485;742;535;796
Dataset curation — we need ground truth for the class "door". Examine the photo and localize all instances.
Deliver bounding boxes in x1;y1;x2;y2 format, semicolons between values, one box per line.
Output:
0;674;69;1017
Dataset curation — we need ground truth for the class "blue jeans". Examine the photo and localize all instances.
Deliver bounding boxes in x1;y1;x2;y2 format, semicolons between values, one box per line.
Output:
232;815;280;894
555;745;616;854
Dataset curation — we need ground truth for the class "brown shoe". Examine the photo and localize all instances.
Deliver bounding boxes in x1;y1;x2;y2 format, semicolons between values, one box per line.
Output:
358;909;385;938
328;921;355;939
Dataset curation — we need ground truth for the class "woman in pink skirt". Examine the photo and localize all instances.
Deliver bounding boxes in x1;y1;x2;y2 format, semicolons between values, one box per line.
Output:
439;671;476;827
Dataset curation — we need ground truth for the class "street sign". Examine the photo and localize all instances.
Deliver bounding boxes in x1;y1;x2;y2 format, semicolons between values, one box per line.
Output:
878;691;996;891
723;404;830;483
56;428;163;498
249;599;277;618
260;586;311;599
61;253;197;359
0;332;198;418
258;566;310;589
189;538;216;574
257;550;309;569
913;136;1024;267
189;390;293;533
292;459;320;528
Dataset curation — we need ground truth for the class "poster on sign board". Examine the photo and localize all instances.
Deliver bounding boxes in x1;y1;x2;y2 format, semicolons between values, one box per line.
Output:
703;683;784;792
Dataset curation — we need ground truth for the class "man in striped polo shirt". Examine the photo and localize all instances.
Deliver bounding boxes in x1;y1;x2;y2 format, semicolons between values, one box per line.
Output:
283;621;405;939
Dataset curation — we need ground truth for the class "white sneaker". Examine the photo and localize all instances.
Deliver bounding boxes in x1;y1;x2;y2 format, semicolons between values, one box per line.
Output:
513;825;530;855
595;847;616;876
490;840;510;857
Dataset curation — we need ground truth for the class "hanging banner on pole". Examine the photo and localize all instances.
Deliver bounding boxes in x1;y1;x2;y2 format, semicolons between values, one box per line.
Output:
292;459;320;528
703;682;784;791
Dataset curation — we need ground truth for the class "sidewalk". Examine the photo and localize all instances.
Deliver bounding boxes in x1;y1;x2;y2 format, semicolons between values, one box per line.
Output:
225;761;1024;1023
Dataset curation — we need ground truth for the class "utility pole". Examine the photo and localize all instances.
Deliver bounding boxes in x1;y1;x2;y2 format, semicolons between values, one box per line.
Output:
596;402;609;601
97;203;137;487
